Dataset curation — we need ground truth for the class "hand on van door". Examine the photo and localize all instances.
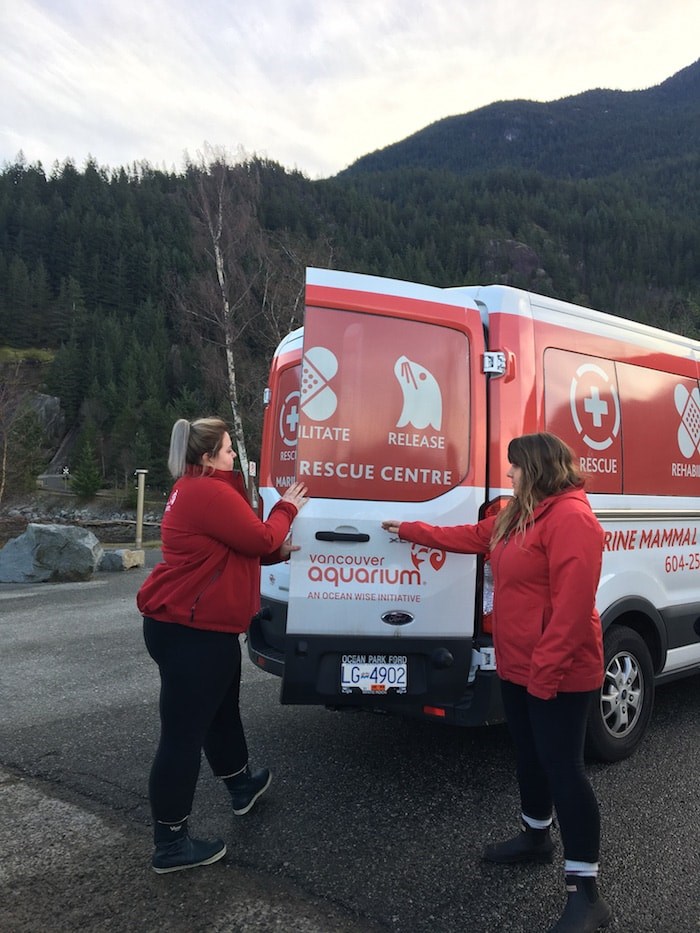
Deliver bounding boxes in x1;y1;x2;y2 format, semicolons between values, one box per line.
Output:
278;483;308;559
280;536;300;559
382;520;401;535
281;481;309;512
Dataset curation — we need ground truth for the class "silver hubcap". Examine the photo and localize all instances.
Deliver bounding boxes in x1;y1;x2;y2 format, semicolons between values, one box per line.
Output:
600;651;643;737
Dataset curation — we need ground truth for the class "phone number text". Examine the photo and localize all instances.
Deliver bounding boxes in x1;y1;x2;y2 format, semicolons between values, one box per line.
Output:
664;553;700;573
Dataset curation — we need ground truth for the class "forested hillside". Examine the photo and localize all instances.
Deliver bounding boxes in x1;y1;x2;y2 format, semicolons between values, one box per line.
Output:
341;58;700;179
1;59;699;499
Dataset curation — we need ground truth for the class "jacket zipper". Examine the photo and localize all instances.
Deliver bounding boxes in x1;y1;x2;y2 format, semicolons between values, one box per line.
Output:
190;571;222;624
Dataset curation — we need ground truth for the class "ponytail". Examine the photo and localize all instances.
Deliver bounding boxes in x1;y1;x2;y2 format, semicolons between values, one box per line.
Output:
167;416;229;479
168;419;191;479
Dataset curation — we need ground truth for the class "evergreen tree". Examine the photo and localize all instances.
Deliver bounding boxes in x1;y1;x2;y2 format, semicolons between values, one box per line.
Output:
70;426;102;500
0;96;699;488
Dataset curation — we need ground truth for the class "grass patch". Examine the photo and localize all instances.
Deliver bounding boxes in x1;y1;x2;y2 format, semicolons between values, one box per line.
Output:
0;346;55;364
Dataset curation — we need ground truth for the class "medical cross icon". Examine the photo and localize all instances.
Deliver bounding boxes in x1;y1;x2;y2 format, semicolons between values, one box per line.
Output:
279;390;301;447
583;386;608;427
569;362;620;451
286;404;299;434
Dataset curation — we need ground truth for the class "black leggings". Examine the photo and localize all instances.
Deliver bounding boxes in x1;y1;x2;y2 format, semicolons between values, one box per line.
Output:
500;680;600;864
143;617;249;823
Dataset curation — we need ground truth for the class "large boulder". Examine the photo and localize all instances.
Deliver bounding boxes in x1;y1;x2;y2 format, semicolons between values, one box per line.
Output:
0;523;104;583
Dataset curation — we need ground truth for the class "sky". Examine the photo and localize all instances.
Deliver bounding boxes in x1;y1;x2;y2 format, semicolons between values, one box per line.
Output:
1;0;698;180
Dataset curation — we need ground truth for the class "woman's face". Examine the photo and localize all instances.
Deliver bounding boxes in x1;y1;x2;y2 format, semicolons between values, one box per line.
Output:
506;461;523;497
204;431;236;471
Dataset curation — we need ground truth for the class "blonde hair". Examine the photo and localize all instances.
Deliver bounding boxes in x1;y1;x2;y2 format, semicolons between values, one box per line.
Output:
167;417;229;479
491;433;583;546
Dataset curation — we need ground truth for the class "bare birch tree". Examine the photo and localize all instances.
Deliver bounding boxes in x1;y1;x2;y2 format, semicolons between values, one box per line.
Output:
178;146;267;504
176;145;333;505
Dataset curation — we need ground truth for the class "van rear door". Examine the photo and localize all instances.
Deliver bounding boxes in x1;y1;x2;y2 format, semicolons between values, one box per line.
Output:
282;269;487;706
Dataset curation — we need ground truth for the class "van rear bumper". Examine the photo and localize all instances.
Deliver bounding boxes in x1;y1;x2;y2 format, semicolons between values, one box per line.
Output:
247;597;504;727
283;634;503;727
247;597;288;676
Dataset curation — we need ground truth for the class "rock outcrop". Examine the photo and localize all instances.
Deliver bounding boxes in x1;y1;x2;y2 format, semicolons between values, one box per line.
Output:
0;523;104;583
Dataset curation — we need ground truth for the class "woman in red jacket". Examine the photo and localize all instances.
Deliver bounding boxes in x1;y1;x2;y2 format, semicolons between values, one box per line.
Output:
137;417;308;874
382;433;611;933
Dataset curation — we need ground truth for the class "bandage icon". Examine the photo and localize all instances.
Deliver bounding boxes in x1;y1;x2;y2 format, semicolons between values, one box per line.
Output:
301;347;338;421
675;384;700;458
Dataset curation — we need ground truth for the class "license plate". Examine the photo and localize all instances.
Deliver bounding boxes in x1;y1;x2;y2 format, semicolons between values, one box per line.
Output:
340;662;408;695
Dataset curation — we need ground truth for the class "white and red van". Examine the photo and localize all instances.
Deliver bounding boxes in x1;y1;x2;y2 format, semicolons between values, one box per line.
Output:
249;268;700;761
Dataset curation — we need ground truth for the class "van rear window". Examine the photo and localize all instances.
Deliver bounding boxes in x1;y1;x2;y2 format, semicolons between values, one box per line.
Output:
295;306;470;502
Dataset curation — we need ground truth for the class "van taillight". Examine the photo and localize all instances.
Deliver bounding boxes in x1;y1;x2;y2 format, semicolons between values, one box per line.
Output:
423;705;446;718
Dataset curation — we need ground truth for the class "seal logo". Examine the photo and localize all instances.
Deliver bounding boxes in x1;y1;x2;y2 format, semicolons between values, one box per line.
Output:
394;356;442;431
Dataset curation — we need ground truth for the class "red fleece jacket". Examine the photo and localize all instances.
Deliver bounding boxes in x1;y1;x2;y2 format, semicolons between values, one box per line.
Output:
398;486;605;699
137;468;297;633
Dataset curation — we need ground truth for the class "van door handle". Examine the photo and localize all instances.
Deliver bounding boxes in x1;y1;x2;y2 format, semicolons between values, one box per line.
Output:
315;531;370;542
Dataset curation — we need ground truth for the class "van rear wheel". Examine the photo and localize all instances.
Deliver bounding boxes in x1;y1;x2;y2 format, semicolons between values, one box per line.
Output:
585;625;654;762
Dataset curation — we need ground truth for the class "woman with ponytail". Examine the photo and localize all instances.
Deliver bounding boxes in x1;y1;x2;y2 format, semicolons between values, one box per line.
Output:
138;417;308;874
382;433;611;933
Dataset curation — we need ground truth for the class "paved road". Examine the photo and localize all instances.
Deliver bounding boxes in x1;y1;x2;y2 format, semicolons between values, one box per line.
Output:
1;562;699;933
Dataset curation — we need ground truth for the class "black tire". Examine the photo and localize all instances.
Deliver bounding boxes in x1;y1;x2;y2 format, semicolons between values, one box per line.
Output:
585;624;655;762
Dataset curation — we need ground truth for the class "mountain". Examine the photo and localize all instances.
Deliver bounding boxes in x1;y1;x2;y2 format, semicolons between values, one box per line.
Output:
338;59;700;180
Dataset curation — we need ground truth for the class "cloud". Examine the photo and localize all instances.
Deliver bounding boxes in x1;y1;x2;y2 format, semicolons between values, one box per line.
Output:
1;0;697;177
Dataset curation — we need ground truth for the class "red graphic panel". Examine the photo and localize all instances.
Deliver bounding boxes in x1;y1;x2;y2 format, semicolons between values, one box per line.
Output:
544;349;622;493
268;364;301;492
297;306;470;501
617;364;700;496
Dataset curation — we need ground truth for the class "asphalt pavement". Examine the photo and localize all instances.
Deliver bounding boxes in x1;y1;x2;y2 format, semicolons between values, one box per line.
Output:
0;549;377;933
1;553;699;933
0;765;379;933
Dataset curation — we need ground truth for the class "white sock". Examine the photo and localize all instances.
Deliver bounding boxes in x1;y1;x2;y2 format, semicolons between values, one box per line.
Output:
522;813;553;830
565;859;599;877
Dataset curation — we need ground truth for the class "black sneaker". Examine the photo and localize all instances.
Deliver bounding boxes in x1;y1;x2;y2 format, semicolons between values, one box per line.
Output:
226;766;272;816
548;876;612;932
152;833;226;874
483;821;554;864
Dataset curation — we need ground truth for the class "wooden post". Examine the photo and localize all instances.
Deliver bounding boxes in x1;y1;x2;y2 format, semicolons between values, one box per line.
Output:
134;470;148;549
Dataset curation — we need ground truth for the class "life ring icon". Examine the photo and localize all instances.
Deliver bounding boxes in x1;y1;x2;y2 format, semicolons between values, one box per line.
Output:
301;346;338;421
